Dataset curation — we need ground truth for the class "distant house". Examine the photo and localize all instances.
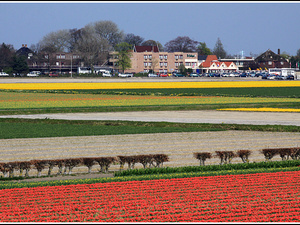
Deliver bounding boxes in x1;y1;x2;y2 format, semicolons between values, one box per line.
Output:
255;49;290;69
199;55;238;73
16;44;34;58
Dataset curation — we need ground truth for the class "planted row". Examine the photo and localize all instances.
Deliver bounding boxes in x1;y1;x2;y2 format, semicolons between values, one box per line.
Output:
194;147;300;166
0;154;169;178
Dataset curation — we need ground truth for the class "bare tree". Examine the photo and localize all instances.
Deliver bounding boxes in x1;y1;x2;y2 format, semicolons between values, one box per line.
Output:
38;29;72;53
124;33;144;47
92;20;124;47
164;36;198;52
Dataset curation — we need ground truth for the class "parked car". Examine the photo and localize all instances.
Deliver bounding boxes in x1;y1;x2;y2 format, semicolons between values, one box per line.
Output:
27;71;41;77
173;73;185;77
267;75;276;80
49;72;59;77
286;75;295;80
102;72;112;77
239;73;247;77
118;73;133;78
159;73;168;77
148;73;158;77
0;72;9;76
189;73;199;77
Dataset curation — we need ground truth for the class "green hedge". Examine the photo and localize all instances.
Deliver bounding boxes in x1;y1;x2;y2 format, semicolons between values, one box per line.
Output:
1;166;300;190
114;160;300;176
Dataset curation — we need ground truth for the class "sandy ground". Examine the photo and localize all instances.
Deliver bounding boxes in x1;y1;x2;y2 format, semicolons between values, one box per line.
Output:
2;130;300;182
1;110;300;126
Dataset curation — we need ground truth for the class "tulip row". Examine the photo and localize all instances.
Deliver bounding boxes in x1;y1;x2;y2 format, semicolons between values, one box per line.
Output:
2;91;300;109
0;170;300;222
218;107;300;112
1;80;300;90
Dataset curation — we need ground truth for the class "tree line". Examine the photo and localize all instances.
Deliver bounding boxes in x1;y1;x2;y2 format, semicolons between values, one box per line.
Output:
1;20;300;74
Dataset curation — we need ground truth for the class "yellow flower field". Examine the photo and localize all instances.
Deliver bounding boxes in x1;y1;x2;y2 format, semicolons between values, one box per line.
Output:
0;80;300;90
217;108;300;112
1;92;300;109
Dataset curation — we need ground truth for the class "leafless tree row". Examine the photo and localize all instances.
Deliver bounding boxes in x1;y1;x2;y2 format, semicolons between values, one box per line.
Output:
194;147;300;166
0;154;169;178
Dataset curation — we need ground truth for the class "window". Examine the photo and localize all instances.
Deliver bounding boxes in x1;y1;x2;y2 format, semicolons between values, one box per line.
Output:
179;55;183;59
56;55;60;59
61;55;65;59
175;62;178;67
159;55;163;59
175;55;178;59
164;55;168;59
164;62;168;66
268;61;272;65
144;55;148;59
144;62;148;67
148;62;152;66
160;62;163;67
186;62;190;66
56;62;59;66
148;55;152;59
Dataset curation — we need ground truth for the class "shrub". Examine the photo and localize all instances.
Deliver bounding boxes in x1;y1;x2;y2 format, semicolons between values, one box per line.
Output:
215;151;236;165
261;148;279;161
237;150;251;163
64;158;83;175
152;154;169;168
18;161;32;177
30;160;48;177
94;157;117;173
193;152;212;166
82;157;97;174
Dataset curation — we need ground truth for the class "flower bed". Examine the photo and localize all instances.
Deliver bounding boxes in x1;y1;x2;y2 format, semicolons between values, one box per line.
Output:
1;170;300;222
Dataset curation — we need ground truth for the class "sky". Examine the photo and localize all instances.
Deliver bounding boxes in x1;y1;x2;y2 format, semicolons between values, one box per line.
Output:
1;1;300;57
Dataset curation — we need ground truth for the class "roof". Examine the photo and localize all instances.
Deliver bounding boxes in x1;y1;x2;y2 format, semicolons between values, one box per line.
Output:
200;55;218;67
16;46;33;57
134;45;159;53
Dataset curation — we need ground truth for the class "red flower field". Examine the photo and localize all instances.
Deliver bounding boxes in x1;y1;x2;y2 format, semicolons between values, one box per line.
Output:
1;171;300;222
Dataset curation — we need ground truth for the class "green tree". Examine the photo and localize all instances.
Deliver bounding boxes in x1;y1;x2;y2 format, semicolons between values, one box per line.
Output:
197;42;212;55
115;42;132;72
213;37;227;59
12;55;29;74
0;43;15;72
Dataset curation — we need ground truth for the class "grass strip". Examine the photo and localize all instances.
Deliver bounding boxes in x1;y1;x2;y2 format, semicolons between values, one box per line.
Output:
1;166;299;190
0;118;300;139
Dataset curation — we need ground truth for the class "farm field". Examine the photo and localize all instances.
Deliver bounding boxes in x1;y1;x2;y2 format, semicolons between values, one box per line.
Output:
1;91;300;109
0;130;299;176
0;78;300;222
1;170;300;222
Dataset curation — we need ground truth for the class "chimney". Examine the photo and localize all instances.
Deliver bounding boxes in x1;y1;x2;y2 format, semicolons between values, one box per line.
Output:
22;44;24;47
278;49;280;55
25;44;27;48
